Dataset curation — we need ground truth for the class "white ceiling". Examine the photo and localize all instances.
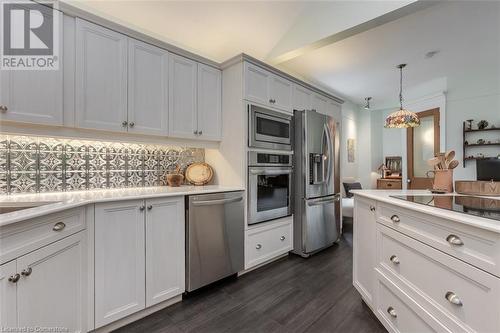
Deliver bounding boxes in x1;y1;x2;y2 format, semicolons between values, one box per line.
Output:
63;0;412;63
279;1;500;108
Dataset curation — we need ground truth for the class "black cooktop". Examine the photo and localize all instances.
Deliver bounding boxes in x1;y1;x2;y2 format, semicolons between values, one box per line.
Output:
391;195;500;222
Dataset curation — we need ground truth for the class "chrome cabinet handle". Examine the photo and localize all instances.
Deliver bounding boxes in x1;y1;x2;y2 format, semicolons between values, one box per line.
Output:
139;205;145;211
147;205;153;210
387;306;397;318
129;122;135;127
194;130;198;135
198;130;202;135
280;236;286;241
446;234;464;246
390;215;400;223
8;274;20;283
52;222;66;231
122;121;128;127
445;291;463;306
0;105;7;113
389;255;400;265
369;205;376;212
21;267;32;277
269;98;276;104
256;244;262;250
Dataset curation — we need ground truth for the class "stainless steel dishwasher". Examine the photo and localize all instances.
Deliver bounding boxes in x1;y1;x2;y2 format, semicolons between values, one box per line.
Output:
186;191;244;292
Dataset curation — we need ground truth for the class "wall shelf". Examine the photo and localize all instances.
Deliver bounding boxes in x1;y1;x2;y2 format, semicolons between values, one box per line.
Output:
462;121;500;166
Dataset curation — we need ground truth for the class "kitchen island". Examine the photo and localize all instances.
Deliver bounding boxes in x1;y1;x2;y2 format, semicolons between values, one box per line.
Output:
352;190;500;333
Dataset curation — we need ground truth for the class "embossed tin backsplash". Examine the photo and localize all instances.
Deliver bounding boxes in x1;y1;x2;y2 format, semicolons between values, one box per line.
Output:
0;135;204;194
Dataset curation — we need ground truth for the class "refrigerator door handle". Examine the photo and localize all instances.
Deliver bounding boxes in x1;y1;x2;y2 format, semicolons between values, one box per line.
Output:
323;123;334;184
307;194;340;206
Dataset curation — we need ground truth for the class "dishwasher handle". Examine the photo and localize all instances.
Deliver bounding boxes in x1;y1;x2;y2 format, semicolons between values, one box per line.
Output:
192;196;243;206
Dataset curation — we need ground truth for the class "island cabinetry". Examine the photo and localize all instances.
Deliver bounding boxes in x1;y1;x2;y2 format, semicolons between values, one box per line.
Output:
353;196;377;308
354;194;500;333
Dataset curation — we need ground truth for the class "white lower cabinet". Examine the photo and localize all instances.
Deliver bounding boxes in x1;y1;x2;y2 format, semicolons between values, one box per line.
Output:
95;197;185;328
95;200;146;327
0;232;87;332
245;218;293;269
145;197;185;307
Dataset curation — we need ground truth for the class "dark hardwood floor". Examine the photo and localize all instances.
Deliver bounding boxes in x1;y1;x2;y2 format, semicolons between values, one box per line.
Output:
115;219;386;333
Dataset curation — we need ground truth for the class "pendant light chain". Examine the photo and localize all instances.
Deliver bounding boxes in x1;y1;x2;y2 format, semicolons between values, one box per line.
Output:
399;65;404;110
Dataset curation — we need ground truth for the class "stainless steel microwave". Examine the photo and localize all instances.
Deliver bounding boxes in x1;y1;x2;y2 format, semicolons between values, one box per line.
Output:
248;104;292;151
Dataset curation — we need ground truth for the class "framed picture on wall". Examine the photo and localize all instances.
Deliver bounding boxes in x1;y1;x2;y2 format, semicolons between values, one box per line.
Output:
347;138;356;163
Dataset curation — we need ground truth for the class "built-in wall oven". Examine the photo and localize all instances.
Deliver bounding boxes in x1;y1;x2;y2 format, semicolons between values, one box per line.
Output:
249;104;292;151
248;151;293;225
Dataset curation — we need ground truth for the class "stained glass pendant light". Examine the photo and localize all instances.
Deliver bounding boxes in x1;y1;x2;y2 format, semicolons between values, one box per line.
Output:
384;64;420;128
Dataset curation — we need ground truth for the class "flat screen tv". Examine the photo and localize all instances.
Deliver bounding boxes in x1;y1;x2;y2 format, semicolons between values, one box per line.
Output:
477;158;500;181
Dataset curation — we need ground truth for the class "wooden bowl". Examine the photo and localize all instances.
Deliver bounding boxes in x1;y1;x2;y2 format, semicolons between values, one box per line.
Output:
166;174;184;187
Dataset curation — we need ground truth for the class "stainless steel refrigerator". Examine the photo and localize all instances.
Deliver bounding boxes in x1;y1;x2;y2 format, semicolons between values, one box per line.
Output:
292;109;341;257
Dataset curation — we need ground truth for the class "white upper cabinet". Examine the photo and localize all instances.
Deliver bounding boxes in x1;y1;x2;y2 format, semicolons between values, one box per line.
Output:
197;64;222;141
128;39;169;136
145;197;185;307
244;62;270;106
244;62;293;113
168;54;198;139
293;84;313;111
16;232;87;333
75;19;128;132
312;93;329;115
0;12;63;126
94;200;145;328
269;74;292;111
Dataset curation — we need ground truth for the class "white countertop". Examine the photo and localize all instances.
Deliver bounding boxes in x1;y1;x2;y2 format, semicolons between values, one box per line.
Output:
0;185;244;227
352;189;500;234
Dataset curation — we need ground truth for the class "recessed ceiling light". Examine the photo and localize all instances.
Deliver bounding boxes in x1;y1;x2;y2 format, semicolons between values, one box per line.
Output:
425;50;440;58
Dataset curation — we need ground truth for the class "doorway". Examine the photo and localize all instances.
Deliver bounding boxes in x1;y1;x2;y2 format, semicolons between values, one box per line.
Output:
406;108;440;189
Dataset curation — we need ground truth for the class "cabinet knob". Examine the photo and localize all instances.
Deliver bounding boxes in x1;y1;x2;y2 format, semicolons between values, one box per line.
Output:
387;306;397;318
445;291;463;306
256;244;262;250
52;222;66;231
122;121;128;127
0;105;7;113
129;122;135;128
390;215;400;223
194;130;199;135
446;234;464;246
147;205;153;210
389;255;400;265
280;236;286;241
369;205;376;212
269;99;276;104
139;205;145;211
8;274;20;283
21;267;32;277
198;130;202;135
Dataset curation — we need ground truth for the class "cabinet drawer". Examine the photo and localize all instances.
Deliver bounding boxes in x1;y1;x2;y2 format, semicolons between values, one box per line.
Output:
375;269;451;333
378;202;500;277
378;224;500;333
0;208;86;264
377;179;402;189
245;221;292;269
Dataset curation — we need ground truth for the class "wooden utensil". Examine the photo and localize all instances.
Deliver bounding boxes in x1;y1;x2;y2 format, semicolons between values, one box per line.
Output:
444;150;455;168
448;160;459;169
